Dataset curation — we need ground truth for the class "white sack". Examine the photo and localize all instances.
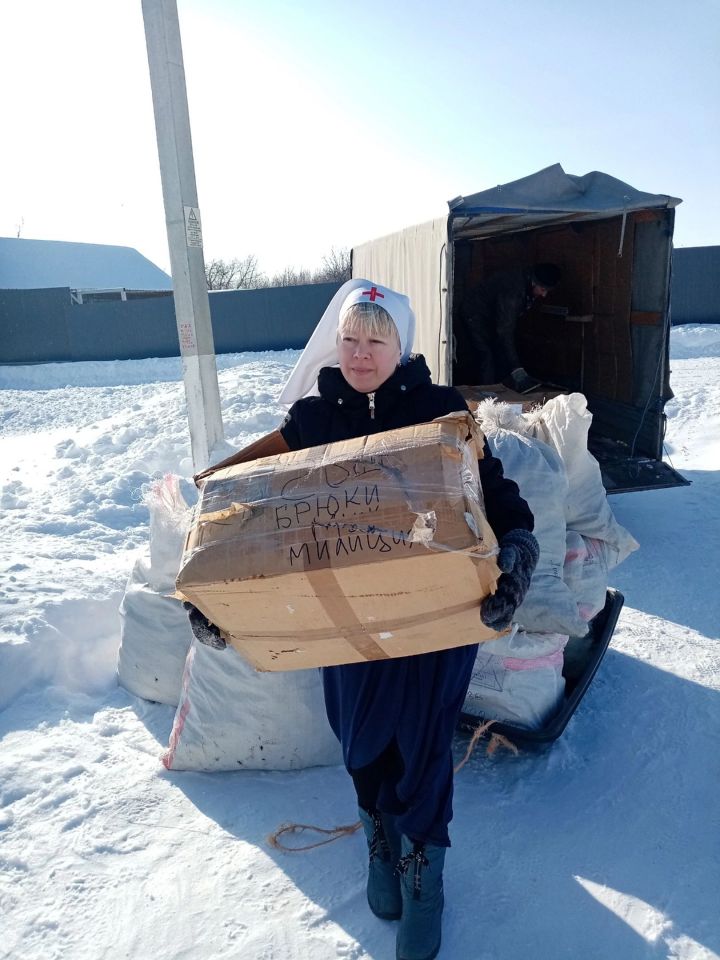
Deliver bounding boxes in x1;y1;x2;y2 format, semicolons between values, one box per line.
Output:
564;532;616;624
477;401;587;635
463;628;568;730
524;393;639;563
117;475;194;705
162;642;343;772
117;553;194;705
145;474;194;592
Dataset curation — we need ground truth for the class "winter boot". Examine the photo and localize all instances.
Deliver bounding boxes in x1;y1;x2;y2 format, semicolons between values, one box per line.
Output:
395;835;446;960
358;806;403;920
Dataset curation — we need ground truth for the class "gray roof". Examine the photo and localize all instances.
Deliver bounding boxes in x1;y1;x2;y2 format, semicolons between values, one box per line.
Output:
0;237;172;291
449;164;682;238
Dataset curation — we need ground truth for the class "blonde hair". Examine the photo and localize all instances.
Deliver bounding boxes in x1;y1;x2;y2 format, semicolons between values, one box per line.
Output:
337;302;401;348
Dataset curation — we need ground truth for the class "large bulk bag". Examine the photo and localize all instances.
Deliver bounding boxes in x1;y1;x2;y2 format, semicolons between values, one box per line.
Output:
162;641;342;771
463;628;568;730
525;393;639;564
117;476;195;705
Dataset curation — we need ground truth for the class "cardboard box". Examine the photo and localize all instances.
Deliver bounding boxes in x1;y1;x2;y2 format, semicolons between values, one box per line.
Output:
457;383;566;412
177;412;502;671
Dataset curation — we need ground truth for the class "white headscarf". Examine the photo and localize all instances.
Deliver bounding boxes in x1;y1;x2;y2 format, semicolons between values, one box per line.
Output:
278;278;416;405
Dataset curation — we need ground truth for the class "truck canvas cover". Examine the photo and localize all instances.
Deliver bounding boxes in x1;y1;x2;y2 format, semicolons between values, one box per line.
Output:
352;164;687;493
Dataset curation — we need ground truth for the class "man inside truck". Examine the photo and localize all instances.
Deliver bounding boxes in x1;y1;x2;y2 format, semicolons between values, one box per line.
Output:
455;263;562;394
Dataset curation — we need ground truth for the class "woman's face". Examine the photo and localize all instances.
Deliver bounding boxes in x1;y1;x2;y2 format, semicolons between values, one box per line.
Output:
337;327;402;393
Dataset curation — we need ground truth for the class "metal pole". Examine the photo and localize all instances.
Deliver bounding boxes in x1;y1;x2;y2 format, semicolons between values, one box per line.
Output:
142;0;224;473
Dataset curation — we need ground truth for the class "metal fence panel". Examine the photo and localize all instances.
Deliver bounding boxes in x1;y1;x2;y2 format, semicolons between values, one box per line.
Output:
0;282;342;364
671;247;720;325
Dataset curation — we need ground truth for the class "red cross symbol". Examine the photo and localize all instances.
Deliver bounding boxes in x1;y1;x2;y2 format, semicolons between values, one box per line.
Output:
362;287;384;302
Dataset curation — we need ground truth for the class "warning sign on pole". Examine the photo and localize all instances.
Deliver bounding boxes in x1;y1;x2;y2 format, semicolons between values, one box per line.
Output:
184;206;203;248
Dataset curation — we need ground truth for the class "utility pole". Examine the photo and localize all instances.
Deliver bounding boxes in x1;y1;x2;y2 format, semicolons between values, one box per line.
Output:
142;0;224;473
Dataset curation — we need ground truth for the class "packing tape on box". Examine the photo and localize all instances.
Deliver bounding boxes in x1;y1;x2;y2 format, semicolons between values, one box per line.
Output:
304;567;392;660
229;596;491;645
298;518;497;661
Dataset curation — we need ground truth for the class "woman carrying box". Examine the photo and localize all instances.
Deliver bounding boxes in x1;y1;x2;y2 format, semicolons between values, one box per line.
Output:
188;280;537;960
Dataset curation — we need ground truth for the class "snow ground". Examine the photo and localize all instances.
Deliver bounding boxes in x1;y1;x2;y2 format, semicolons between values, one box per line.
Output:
1;328;719;960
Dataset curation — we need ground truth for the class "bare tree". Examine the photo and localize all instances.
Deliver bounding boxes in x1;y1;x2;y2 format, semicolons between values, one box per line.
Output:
205;255;265;290
267;248;351;287
268;265;315;287
314;246;351;283
206;245;352;291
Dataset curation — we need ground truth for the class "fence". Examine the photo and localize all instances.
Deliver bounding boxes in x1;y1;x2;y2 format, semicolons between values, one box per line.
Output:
670;246;720;325
0;282;342;364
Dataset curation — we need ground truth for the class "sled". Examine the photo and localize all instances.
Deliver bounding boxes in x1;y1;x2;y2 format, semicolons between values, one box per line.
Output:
458;588;624;745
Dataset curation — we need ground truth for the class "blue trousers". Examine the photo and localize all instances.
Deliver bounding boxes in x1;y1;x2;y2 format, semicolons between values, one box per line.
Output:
324;642;479;848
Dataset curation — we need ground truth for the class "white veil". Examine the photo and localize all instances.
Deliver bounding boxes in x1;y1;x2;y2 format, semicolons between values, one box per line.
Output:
278;279;416;405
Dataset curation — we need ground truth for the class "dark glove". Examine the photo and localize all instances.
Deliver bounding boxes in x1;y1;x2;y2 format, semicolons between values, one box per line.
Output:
183;602;226;650
481;529;540;631
503;367;542;395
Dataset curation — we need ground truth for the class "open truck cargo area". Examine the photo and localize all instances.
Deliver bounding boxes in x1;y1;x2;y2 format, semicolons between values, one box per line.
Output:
352;164;689;494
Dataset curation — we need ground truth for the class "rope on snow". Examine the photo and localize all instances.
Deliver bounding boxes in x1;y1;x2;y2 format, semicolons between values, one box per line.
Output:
454;719;519;773
268;721;519;852
268;820;362;852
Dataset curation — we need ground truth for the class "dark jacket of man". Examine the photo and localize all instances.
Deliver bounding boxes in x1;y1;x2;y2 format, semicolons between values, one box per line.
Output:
455;268;533;384
280;354;533;846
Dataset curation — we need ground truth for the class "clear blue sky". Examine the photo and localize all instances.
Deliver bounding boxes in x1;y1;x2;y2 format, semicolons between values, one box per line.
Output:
1;0;717;275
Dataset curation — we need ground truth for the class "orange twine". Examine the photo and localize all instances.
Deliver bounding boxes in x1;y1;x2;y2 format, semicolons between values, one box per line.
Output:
267;721;518;853
268;820;362;852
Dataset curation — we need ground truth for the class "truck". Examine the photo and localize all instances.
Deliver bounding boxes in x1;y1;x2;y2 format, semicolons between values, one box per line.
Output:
351;163;688;495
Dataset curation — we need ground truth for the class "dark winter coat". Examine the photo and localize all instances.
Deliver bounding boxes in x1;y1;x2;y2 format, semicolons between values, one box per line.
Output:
455;268;533;384
280;355;533;846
